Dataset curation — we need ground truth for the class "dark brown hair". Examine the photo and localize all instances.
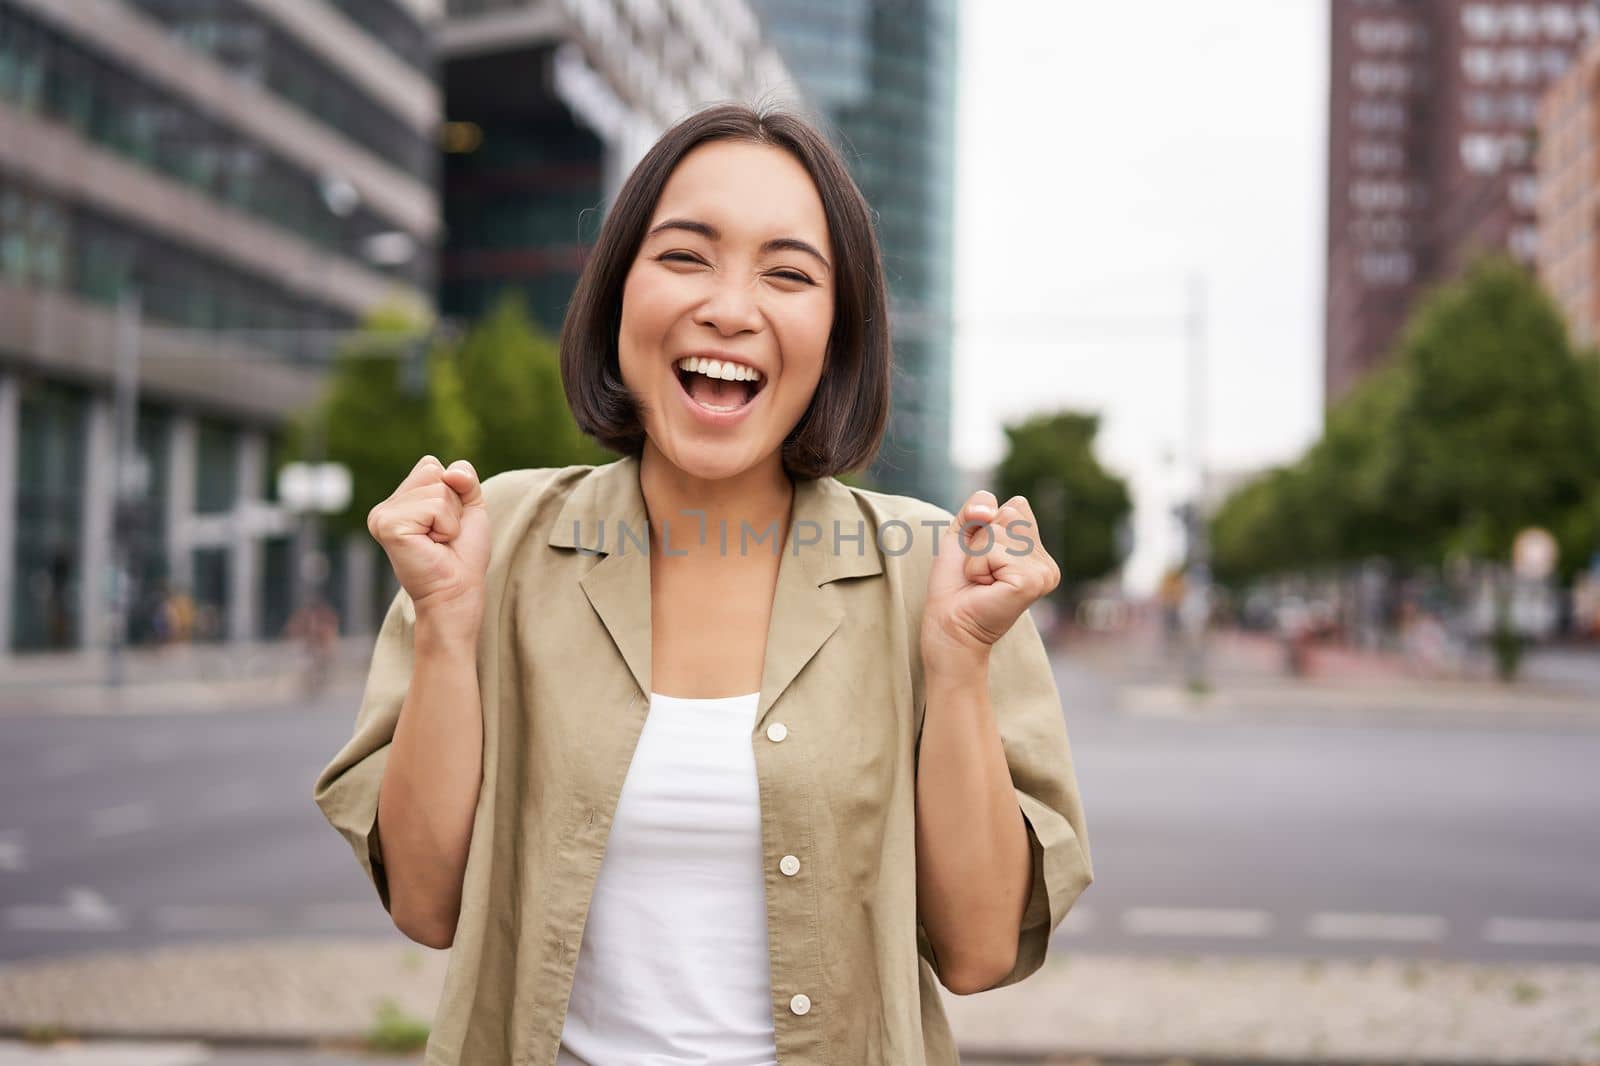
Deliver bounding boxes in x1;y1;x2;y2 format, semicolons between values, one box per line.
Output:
558;101;892;479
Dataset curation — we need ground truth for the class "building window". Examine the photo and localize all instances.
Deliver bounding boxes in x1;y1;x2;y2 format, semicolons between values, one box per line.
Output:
1350;179;1410;210
1510;225;1539;260
1360;250;1414;285
1463;4;1500;38
1354;18;1420;50
1353;60;1415;92
1541;4;1579;37
1510;174;1540;210
1506;4;1540;38
1461;132;1503;172
1463;47;1497;81
1352;140;1405;169
1352;99;1406;130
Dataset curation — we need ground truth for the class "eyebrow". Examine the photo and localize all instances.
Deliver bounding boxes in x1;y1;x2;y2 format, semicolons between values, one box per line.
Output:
645;218;831;273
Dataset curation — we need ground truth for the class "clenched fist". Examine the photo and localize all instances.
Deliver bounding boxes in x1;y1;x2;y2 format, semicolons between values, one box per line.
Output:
921;490;1062;667
367;455;491;626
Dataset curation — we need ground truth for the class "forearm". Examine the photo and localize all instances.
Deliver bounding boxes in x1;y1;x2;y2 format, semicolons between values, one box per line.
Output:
378;608;484;947
914;653;1032;993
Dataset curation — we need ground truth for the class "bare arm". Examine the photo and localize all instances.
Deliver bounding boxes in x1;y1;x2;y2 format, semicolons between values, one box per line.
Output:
377;600;484;949
360;454;494;950
914;652;1032;993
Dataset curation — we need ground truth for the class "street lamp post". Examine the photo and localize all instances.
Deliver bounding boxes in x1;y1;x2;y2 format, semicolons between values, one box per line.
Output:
106;289;146;688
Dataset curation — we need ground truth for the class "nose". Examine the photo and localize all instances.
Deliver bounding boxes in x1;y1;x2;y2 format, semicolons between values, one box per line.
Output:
691;274;764;337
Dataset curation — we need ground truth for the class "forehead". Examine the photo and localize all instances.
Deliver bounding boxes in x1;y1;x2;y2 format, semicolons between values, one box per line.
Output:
650;141;831;252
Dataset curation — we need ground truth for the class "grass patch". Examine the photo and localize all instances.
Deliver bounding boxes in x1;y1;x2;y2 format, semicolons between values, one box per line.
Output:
1509;980;1543;1005
20;1024;69;1044
366;997;431;1052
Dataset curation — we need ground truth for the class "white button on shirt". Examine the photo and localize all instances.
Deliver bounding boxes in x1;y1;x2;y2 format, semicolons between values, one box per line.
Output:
779;854;800;876
789;993;812;1016
766;721;788;743
557;691;778;1066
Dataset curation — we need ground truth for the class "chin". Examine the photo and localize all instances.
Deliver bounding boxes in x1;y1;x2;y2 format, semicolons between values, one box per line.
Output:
674;445;762;482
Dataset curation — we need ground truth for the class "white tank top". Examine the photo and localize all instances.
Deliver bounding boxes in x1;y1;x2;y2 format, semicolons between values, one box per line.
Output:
556;690;778;1066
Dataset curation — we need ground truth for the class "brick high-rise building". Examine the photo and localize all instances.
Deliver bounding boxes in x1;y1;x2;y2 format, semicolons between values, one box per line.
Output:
1536;31;1600;348
1325;0;1600;405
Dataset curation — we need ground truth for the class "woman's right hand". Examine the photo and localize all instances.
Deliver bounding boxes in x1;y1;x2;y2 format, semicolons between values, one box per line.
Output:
367;455;491;628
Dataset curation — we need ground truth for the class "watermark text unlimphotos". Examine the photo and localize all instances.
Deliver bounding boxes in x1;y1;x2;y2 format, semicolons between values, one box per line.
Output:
567;511;1038;558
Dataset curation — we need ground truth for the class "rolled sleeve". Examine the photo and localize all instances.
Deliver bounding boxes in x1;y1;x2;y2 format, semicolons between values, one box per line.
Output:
986;605;1094;989
311;586;417;915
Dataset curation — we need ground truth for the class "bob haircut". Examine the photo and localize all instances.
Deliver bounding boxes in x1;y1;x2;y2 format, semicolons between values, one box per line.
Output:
558;101;892;480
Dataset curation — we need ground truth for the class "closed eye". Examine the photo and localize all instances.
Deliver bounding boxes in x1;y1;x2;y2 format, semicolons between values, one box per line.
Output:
656;252;815;287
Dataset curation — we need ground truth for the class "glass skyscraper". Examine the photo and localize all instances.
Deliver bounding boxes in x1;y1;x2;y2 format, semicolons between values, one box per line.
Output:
751;0;959;507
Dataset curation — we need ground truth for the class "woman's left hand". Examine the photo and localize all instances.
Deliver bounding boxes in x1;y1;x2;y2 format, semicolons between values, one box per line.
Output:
921;490;1062;667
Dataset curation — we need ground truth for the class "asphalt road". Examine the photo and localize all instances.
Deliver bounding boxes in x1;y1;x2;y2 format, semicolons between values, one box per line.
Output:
1;655;1597;966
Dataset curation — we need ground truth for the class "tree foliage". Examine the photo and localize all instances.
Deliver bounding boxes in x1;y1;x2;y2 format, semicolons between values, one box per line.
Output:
995;410;1132;597
286;291;610;538
1210;253;1600;584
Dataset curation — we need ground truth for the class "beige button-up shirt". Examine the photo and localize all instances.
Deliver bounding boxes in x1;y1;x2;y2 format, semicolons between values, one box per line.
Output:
313;454;1093;1065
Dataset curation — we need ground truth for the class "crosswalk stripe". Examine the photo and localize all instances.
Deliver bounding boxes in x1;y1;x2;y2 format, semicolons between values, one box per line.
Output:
1122;907;1273;938
1483;918;1600;946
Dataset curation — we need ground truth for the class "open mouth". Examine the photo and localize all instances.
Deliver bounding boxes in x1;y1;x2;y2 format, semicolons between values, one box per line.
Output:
674;356;767;413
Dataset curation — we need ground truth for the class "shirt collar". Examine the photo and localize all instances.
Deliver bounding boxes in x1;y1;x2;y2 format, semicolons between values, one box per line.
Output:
546;453;884;719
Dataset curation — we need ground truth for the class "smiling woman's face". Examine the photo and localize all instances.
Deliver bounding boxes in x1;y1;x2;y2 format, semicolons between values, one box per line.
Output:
617;139;836;482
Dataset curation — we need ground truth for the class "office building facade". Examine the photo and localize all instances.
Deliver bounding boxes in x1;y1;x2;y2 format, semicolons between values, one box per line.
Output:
1537;31;1600;348
436;0;792;332
1326;0;1600;404
0;0;439;653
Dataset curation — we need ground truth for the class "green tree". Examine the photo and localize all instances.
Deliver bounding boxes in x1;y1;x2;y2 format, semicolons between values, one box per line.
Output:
455;290;610;477
994;411;1132;600
285;304;476;539
1383;254;1600;564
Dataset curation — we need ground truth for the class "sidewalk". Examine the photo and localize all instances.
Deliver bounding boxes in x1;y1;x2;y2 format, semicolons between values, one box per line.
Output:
0;638;376;716
1058;624;1600;723
1;938;1598;1062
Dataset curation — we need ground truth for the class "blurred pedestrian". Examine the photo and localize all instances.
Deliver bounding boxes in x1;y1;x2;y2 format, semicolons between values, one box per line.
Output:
285;594;339;697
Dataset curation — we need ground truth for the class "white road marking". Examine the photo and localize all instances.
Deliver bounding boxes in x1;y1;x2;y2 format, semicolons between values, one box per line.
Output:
0;1039;211;1064
0;831;25;872
1121;907;1273;938
5;887;125;932
1484;917;1600;947
88;802;154;837
154;904;272;932
1308;911;1447;942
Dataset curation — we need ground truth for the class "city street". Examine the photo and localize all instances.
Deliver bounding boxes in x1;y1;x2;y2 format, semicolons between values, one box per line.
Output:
2;646;1597;968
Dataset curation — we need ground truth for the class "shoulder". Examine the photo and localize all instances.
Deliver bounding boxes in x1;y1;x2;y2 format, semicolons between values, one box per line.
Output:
825;480;956;603
831;481;957;530
480;464;587;508
476;464;596;554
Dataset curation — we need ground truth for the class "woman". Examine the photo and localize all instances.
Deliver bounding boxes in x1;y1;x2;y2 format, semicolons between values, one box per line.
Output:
314;102;1092;1066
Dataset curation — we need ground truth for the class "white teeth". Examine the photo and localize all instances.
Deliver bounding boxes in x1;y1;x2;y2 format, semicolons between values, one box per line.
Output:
676;356;762;384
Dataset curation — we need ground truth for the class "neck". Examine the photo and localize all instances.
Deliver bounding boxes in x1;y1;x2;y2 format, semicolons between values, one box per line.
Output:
639;442;794;561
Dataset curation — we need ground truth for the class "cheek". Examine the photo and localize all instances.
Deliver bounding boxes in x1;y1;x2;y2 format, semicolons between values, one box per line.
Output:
619;269;679;345
774;296;834;383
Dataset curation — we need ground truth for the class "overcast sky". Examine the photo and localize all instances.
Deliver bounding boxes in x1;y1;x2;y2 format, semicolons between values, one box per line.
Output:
953;0;1329;593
